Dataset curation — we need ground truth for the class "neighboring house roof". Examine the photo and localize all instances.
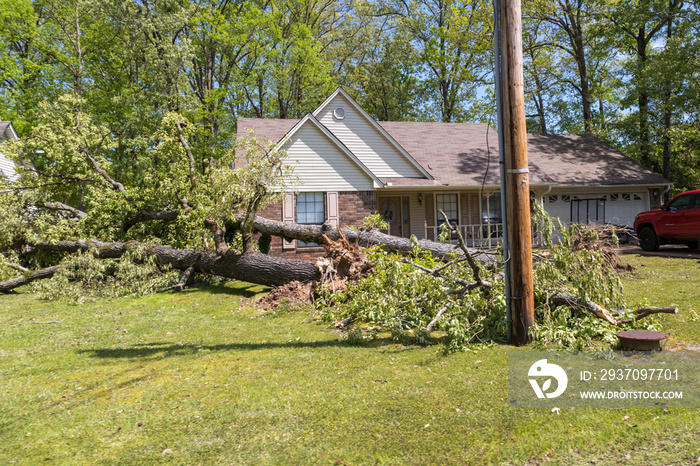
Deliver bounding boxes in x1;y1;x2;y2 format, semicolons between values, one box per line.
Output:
237;96;670;190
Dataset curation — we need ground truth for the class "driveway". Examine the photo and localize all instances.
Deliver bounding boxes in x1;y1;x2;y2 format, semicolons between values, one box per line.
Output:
617;241;700;259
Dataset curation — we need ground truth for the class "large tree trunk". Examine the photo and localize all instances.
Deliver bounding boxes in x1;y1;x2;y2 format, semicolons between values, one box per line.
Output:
1;220;496;294
249;216;496;264
34;240;318;287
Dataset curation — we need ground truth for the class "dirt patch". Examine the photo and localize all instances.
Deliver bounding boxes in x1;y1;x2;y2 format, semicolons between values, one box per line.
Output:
258;280;315;310
258;228;374;311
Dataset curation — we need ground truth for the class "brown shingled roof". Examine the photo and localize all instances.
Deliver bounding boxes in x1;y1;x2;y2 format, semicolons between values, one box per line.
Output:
237;118;669;188
525;133;668;186
238;118;295;145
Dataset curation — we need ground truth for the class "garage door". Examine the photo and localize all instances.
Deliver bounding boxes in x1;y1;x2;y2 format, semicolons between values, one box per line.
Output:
605;193;647;227
543;193;647;228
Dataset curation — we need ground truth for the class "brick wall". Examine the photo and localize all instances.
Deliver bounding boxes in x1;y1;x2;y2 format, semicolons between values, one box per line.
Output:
339;191;377;226
255;191;377;260
649;188;662;210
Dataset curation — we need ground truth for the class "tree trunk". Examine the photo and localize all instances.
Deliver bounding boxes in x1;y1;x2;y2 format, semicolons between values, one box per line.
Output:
34;240;318;287
2;220;496;294
249;216;496;264
574;36;594;134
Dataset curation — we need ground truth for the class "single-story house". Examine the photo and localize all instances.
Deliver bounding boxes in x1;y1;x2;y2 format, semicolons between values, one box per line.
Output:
238;88;670;258
0;121;19;181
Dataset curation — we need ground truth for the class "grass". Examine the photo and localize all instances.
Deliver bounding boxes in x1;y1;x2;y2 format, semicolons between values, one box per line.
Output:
0;254;698;465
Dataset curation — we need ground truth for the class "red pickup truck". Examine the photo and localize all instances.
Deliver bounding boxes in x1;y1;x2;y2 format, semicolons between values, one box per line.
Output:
634;189;700;251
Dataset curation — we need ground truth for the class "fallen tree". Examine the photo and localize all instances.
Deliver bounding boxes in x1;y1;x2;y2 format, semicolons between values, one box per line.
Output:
0;104;676;351
0;217;495;293
250;216;496;263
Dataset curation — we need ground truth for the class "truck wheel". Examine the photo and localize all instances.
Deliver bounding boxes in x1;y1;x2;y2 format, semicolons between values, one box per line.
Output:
639;227;660;251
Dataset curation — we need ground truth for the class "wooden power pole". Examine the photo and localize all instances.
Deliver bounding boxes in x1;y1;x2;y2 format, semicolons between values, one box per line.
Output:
495;0;535;345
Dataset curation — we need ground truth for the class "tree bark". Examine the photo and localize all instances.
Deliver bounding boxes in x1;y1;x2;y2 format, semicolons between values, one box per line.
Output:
1;219;496;294
0;266;63;293
33;240;318;287
249;216;496;264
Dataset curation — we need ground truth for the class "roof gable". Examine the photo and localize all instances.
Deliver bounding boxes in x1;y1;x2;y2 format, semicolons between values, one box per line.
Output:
274;114;383;191
0;121;19;181
313;88;432;179
0;121;18;141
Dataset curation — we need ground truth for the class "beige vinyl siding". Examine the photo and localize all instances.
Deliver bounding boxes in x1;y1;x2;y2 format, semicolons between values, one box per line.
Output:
0;152;17;181
316;94;425;179
282;122;374;192
410;194;426;240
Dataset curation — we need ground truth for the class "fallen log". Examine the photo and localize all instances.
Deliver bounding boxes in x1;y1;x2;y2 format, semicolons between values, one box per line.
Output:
1;218;496;294
250;216;496;264
0;240;318;293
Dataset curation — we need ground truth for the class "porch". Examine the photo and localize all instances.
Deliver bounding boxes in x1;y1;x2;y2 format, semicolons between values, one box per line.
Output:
377;189;548;249
423;221;504;248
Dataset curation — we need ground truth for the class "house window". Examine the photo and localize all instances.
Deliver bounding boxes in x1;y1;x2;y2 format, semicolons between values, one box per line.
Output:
297;192;324;247
548;195;558;203
436;194;459;226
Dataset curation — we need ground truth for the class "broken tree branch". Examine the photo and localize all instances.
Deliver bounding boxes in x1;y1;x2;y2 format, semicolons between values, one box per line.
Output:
426;301;451;331
0;265;63;293
614;307;679;325
41;201;88;219
549;293;679;326
123;209;179;232
160;266;196;292
438;209;485;287
204;217;229;255
174;120;198;192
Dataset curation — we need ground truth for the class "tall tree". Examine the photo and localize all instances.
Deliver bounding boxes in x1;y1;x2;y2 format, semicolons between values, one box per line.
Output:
390;0;493;122
609;0;684;170
524;0;611;134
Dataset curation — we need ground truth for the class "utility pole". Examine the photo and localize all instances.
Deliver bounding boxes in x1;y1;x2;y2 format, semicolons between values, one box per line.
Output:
493;0;535;345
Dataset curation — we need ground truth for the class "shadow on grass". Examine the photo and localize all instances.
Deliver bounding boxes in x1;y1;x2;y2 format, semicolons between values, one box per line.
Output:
78;339;351;359
177;282;271;298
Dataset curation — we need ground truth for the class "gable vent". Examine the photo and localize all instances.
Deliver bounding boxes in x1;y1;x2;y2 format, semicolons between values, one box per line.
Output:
333;107;346;120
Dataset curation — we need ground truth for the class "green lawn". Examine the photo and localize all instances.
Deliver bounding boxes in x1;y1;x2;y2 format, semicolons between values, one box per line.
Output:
0;253;698;465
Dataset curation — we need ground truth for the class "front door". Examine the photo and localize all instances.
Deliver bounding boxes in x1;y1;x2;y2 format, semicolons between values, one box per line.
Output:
378;196;410;238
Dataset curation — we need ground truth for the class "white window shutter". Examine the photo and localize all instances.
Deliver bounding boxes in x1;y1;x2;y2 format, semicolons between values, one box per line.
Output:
282;192;295;250
326;192;339;227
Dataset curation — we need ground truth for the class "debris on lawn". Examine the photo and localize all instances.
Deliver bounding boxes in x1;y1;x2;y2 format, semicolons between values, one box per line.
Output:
258;227;374;311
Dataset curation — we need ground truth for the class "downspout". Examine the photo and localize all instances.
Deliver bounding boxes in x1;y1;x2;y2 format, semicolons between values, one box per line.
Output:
492;0;512;343
662;185;672;199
